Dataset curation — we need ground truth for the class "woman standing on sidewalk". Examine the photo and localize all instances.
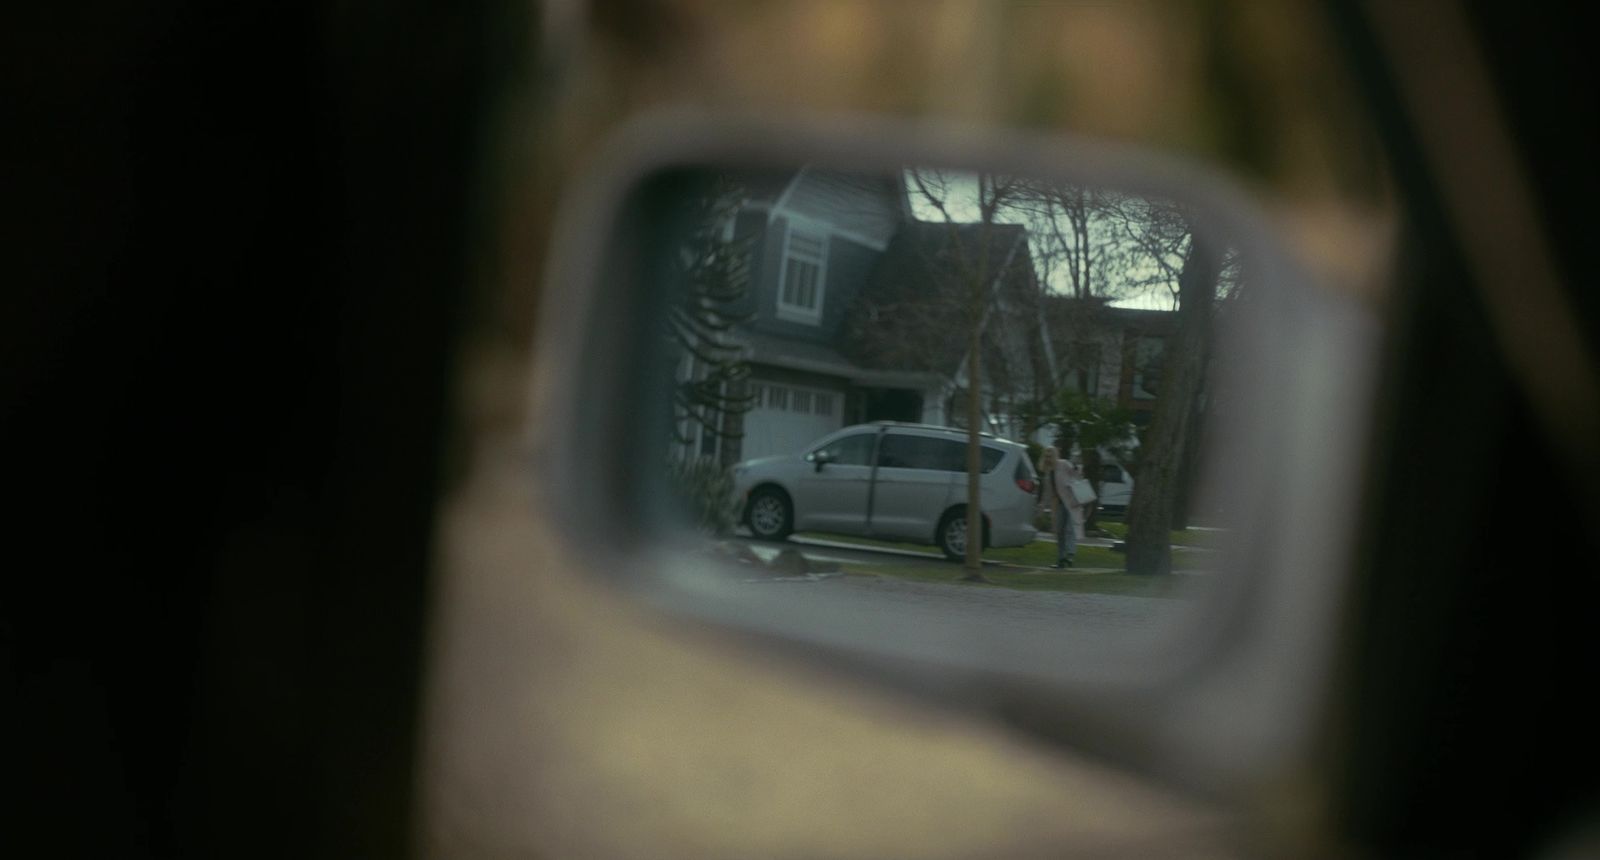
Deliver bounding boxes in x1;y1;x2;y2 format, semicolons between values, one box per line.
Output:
1038;446;1085;568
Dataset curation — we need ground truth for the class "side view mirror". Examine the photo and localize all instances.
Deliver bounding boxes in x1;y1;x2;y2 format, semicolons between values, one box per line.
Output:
532;110;1379;800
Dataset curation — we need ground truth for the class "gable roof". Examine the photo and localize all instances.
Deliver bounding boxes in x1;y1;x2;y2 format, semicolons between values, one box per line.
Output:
837;220;1038;381
736;169;800;206
1040;295;1178;347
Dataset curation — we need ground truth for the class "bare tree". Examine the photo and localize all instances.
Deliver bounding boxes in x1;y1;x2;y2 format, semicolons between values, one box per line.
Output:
1003;179;1147;456
904;168;1025;580
1121;208;1223;575
1100;192;1194;310
1012;180;1115;301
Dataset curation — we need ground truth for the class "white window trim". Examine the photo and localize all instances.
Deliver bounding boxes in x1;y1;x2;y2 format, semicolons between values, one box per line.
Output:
775;218;829;325
747;381;842;418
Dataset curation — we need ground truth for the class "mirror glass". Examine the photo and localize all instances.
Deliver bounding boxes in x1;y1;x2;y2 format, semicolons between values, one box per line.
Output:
617;162;1267;678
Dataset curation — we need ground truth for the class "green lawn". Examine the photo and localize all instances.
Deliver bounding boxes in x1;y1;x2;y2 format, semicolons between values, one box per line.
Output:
983;541;1141;569
839;563;1194;598
1093;521;1223;548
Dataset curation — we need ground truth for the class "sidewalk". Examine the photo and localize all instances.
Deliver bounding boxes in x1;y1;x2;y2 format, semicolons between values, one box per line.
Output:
1033;530;1218;553
1033;531;1116;549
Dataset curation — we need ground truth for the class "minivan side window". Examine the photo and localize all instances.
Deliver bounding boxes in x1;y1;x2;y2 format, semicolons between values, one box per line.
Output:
877;435;963;471
978;447;1005;473
1099;464;1124;484
813;432;875;466
876;434;1007;473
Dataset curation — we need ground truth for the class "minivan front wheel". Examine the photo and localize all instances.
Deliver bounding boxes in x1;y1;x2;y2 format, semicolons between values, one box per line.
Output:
746;488;793;540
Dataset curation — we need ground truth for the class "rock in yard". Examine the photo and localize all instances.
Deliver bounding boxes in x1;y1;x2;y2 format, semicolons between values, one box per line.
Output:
707;540;762;565
767;548;811;576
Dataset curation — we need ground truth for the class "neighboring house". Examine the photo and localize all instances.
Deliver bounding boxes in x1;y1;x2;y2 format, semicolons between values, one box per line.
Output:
680;166;1049;464
1040;295;1178;428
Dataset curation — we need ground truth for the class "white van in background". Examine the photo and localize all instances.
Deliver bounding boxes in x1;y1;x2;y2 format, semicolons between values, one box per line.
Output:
1093;460;1134;514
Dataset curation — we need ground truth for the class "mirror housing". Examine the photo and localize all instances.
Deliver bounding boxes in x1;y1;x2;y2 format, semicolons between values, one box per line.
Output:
531;109;1380;801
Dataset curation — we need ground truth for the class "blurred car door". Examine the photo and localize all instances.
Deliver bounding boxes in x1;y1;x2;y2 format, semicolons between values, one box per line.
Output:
869;430;961;541
794;428;880;534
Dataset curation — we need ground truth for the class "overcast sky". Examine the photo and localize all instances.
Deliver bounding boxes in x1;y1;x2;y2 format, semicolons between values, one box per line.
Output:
904;168;1178;311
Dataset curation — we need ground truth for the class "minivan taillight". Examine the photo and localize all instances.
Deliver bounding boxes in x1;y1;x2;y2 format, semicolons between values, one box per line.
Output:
1016;477;1037;494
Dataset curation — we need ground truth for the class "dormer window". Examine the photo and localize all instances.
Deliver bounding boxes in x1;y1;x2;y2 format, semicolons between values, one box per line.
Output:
777;225;827;324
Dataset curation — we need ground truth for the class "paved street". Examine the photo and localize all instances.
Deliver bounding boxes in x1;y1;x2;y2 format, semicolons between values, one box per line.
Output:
800;573;1177;637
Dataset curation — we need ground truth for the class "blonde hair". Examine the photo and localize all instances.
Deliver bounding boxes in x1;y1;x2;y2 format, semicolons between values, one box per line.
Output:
1039;446;1059;472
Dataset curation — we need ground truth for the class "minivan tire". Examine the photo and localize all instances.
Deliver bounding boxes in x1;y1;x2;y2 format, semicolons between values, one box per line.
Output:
937;510;969;561
746;487;793;540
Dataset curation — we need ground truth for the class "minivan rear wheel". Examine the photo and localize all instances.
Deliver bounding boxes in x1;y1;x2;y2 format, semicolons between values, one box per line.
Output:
937;511;968;561
937;508;990;561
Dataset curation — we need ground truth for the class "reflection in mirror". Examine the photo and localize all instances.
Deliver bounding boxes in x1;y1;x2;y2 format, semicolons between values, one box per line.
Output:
642;163;1253;675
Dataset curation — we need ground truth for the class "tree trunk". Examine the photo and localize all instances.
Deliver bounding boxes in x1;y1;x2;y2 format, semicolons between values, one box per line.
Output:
962;324;987;581
961;187;996;584
1170;387;1207;530
1081;446;1104;531
1124;232;1219;575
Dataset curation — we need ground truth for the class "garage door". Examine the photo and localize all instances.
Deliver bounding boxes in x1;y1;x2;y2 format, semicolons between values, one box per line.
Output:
740;382;843;460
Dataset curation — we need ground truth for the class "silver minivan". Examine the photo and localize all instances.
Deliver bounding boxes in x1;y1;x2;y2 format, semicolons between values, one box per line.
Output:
732;422;1040;560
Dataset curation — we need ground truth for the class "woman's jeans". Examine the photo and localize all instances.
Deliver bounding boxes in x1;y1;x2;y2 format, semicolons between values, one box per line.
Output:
1055;508;1077;562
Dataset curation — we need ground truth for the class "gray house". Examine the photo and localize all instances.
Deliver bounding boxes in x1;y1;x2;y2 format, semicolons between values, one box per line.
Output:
684;167;1049;464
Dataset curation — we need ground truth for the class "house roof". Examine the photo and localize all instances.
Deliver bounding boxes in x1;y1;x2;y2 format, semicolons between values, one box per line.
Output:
734;167;909;249
736;329;945;390
837;220;1037;379
1040;295;1177;346
736;169;799;205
